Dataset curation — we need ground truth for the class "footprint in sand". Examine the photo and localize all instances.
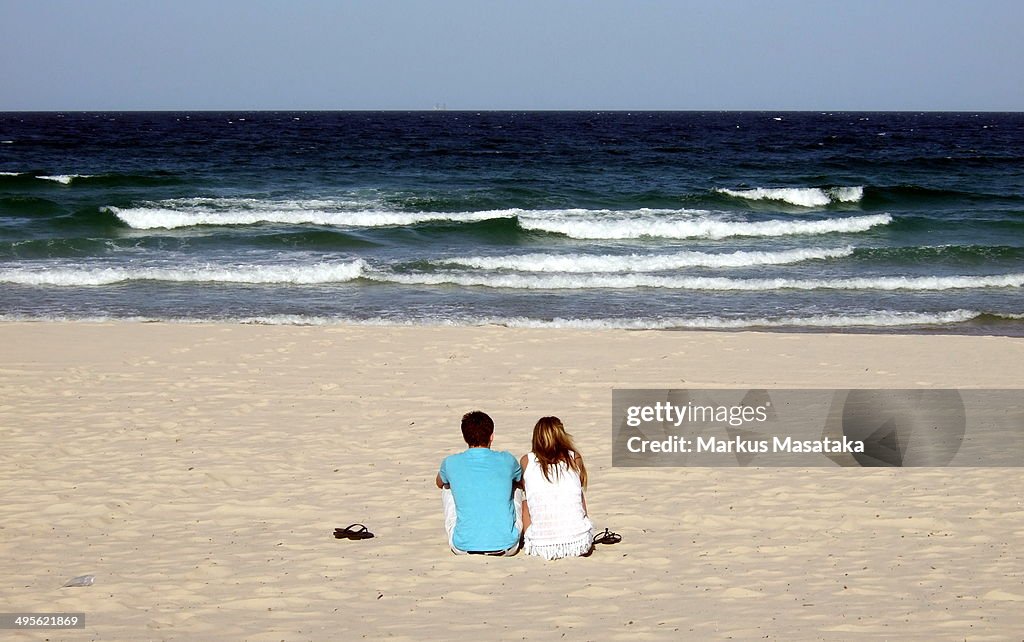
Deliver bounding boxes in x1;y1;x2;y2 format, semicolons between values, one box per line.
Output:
982;589;1024;601
721;587;762;598
442;590;492;602
568;585;627;599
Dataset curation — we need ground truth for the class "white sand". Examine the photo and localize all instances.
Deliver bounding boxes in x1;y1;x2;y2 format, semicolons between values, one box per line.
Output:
1;322;1022;640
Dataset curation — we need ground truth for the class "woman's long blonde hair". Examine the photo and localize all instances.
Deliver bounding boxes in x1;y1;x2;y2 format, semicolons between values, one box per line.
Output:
531;416;587;488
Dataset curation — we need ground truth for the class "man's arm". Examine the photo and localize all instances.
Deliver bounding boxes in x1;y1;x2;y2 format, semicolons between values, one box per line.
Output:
436;457;450;489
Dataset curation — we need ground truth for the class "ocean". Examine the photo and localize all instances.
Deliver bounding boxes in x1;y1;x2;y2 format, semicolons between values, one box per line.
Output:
1;111;1022;333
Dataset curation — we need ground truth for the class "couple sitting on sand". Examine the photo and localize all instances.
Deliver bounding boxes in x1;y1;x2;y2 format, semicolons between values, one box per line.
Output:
435;411;594;559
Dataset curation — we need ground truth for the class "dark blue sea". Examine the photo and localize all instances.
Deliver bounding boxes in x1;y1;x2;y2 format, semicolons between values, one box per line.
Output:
1;111;1022;333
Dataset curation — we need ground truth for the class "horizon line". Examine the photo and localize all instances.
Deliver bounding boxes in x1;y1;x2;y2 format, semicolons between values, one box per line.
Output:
2;108;1023;114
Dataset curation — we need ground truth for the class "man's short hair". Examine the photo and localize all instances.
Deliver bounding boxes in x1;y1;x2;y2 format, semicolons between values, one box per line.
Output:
461;411;494;447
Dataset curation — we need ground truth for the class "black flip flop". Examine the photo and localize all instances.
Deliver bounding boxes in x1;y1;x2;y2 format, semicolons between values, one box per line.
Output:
593;528;621;545
334;523;375;540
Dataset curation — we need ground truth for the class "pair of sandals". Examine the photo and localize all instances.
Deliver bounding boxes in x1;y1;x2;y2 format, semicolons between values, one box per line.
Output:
593;528;622;545
334;523;374;540
334;524;622;545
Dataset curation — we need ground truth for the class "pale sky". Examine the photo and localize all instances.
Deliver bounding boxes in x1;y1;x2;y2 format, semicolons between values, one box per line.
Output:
1;0;1021;110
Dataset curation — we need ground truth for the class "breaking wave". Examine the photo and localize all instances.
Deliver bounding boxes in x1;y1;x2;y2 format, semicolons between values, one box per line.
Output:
373;271;1024;291
0;260;368;286
6;260;1021;292
516;212;890;239
715;186;865;207
38;174;92;185
0;309;982;330
220;309;982;330
103;205;516;230
102;201;891;239
438;246;854;272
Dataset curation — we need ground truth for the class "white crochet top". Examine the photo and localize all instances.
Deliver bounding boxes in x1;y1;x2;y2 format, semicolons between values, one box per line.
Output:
523;452;594;560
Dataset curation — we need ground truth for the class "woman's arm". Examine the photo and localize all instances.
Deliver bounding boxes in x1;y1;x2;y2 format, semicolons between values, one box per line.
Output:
519;454;531;532
578;454;588;516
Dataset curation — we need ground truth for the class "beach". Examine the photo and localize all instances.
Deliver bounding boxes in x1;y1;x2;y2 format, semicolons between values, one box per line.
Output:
4;0;1024;637
2;321;1022;640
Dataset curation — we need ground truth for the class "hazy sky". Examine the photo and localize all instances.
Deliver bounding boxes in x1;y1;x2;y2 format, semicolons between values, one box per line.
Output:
2;0;1021;110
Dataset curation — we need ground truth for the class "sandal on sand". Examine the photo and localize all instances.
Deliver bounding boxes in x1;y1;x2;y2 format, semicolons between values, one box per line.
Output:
593;528;621;545
334;524;375;540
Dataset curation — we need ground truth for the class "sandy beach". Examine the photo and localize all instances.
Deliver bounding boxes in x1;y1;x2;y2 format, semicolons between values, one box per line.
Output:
1;322;1023;641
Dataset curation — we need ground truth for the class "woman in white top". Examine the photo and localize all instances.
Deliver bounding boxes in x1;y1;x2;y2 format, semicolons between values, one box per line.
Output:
520;416;594;560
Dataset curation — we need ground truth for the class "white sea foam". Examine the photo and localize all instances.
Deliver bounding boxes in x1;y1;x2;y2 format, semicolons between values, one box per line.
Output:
4;309;977;330
517;213;891;240
38;174;91;185
0;260;367;286
440;246;854;272
2;172;92;183
368;271;1024;291
152;197;375;211
0;314;173;324
7;258;1020;293
106;203;695;230
497;309;982;329
716;186;865;207
104;206;516;229
830;187;865;202
221;310;982;329
0;309;988;330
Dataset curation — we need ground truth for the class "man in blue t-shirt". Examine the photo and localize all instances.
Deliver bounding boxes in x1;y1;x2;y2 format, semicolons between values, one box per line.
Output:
435;411;523;555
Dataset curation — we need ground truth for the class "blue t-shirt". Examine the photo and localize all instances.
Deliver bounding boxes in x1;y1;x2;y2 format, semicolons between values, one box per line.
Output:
439;448;522;552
